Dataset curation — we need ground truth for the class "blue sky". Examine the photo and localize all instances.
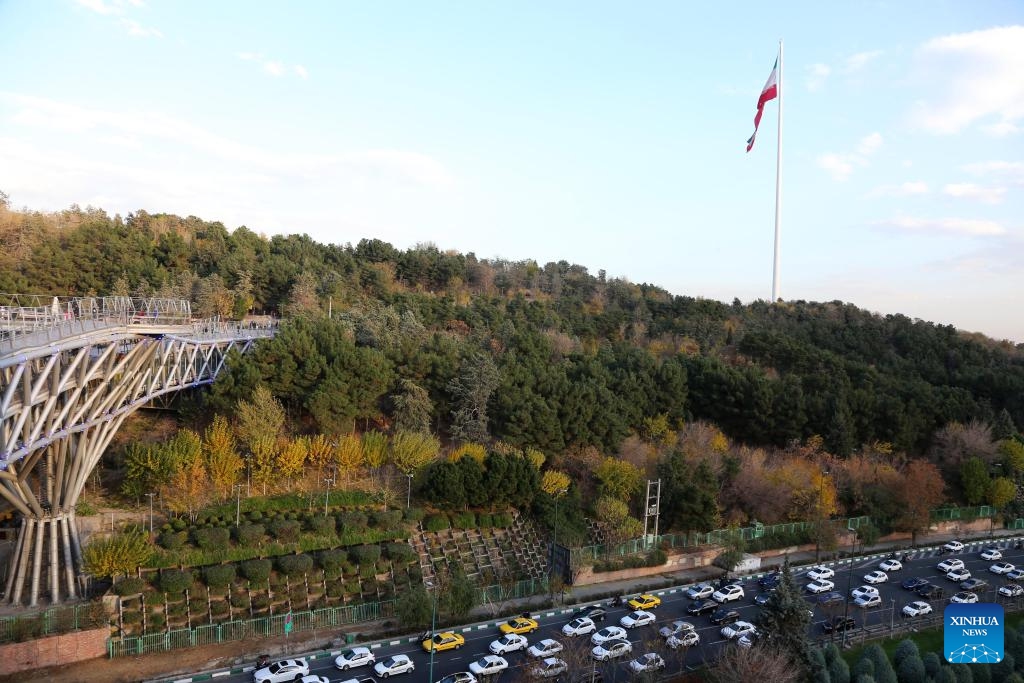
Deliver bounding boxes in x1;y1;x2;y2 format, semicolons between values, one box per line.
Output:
1;1;1022;341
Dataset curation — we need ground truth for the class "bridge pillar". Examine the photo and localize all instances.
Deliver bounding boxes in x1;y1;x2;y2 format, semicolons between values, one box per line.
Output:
5;514;79;606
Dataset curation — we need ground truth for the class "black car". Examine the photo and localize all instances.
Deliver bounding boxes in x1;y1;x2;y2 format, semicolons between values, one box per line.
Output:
754;593;772;606
758;573;782;589
574;605;607;622
821;616;856;633
902;577;929;591
687;599;719;616
710;607;741;625
917;584;945;600
817;591;845;606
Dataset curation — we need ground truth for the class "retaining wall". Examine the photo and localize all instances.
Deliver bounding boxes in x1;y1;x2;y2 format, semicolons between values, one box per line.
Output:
0;627;108;676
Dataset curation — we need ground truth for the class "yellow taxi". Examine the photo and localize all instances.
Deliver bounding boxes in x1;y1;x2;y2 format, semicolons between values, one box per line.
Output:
627;593;662;610
422;631;466;652
499;616;540;634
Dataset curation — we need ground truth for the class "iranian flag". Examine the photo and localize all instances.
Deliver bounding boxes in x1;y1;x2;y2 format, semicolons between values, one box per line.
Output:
746;58;779;152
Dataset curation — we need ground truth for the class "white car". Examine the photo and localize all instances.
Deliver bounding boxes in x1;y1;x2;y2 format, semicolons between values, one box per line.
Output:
685;583;715;600
299;677;329;683
991;562;1017;575
863;571;888;584
628;653;666;673
938;558;965;573
1000;584;1024;598
806;579;835;594
721;621;757;640
855;595;882;608
712;584;745;603
254;659;310;683
528;638;564;658
951;591;978;604
374;654;415;678
944;540;965;552
433;674;477;683
592;639;633;661
619;610;656;629
590;626;627;645
335;647;375;671
807;565;835;581
531;658;568;678
469;655;508;677
562;617;596;637
982;547;1003;561
1008;568;1024;581
489;633;528;654
946;568;972;582
850;585;879;601
659;620;696;639
879;558;903;572
902;601;933;617
667;631;700;649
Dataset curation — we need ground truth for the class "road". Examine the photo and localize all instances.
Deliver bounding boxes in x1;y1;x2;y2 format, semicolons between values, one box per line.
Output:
206;537;1024;683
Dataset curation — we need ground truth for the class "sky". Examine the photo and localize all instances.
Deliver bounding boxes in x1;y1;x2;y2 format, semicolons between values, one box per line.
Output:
0;2;1022;342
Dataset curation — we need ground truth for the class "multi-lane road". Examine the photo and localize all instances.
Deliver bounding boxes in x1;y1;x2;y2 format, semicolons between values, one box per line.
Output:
190;537;1024;683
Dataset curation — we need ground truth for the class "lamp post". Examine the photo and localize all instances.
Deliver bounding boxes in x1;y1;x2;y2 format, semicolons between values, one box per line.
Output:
406;472;414;510
842;529;857;649
550;488;568;602
426;579;439;683
234;484;245;527
146;492;156;537
324;473;335;517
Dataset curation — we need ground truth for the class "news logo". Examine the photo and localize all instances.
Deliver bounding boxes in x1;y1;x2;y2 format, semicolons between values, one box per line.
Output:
944;603;1004;664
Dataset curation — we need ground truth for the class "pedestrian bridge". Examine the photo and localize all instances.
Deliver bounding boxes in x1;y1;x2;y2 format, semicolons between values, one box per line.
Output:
0;295;273;606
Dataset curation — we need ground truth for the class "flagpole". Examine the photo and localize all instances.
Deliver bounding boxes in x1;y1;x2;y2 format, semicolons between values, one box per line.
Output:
771;40;784;303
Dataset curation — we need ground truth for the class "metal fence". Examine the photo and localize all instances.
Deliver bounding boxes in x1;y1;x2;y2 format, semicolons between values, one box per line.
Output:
931;505;995;521
0;602;106;644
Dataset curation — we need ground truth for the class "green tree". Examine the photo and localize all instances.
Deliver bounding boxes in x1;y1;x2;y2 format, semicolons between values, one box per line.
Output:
389;430;440;476
82;528;152;580
755;558;812;672
392;379;434;434
987;477;1016;509
961;457;991;505
593;496;642;549
448;351;499;443
120;442;176;502
659;454;720;532
395;584;433;629
999;439;1024;476
439;566;477;619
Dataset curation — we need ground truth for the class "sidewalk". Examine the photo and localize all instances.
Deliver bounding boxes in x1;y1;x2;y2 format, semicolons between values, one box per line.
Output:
18;526;1024;683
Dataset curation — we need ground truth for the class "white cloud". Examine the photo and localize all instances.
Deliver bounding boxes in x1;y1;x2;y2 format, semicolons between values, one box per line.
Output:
943;183;1006;204
842;50;883;73
913;26;1024;135
237;52;308;80
818;132;882;181
805;63;831;92
74;0;120;15
263;61;286;77
963;160;1024;185
857;132;883;155
293;65;309;80
119;18;161;38
868;181;929;197
817;154;854;181
875;216;1007;237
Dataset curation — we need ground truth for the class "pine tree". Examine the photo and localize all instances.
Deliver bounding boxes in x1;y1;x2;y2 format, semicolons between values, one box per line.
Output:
755;557;813;672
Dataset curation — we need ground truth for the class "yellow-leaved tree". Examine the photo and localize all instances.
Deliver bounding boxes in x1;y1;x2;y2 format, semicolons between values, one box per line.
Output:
390;431;441;475
541;470;572;496
276;437;308;488
362;431;388;484
448;442;487;463
334;434;364;484
204;415;242;501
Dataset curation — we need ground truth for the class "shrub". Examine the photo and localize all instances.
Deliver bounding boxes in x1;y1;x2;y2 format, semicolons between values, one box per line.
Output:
451;512;476;529
122;610;143;624
358;564;376;579
478;513;493;528
268;519;301;543
241;559;272;584
385;543;417;565
647;549;668;567
158;569;194;595
246;511;263;522
326;580;345;598
210;601;230;617
277;554;315;577
236;523;266;546
250;595;270;610
370;510;403;529
344;580;361;595
404;507;426;522
166;601;188;616
339;511;368;531
203;565;236;589
423;514;450;532
158;530;188;551
350;544;382;566
308;515;336;536
491;512;513;528
230;594;249;609
319;549;347;575
147;613;166;629
193;526;231;551
113;577;146;596
171;518;188;532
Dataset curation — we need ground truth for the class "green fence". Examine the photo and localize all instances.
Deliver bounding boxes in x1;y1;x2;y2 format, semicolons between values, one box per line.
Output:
0;602;106;644
477;577;549;605
931;505;995;521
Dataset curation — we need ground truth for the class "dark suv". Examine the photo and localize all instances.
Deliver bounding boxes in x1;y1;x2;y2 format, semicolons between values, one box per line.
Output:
821;616;856;633
687;599;719;616
574;605;607;622
917;584;945;600
710;607;741;625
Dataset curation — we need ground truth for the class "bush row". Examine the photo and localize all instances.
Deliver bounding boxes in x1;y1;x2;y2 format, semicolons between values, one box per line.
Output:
592;550;668;573
422;511;515;532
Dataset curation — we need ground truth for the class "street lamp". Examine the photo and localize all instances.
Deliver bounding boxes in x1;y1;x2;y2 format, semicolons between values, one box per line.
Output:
323;473;335;517
842;528;857;649
234;484;245;527
426;579;439;683
406;472;414;510
146;492;156;537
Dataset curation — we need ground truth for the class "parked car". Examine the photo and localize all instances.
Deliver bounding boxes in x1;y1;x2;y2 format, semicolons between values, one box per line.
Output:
563;617;597;637
981;547;1003;560
254;659;310;683
901;577;929;591
902;601;933;617
721;621;758;640
946;568;972;583
710;607;741;625
808;566;835;580
951;591;978;604
685;583;715;600
659;620;696;639
879;558;903;572
335;648;375;671
999;584;1024;598
712;585;745;603
991;562;1016;575
592;639;633;661
619;610;656;629
468;655;508;677
806;579;835;594
960;578;988;592
528;638;565;658
374;655;415;678
821;616;856;633
489;633;528;655
687;599;719;615
628;653;666;673
530;658;568;679
590;627;627;646
667;631;700;649
628;594;662;610
863;571;888;584
944;540;965;552
937;558;965;573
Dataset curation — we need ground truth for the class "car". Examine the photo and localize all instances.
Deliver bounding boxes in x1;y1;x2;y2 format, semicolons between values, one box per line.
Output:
863;570;888;584
960;578;988;591
592;638;633;661
999;584;1024;598
737;632;763;648
500;616;539;634
659;620;696;639
754;592;773;606
981;547;1003;560
817;591;845;606
902;601;933;617
685;583;716;600
338;677;378;683
687;599;719;615
435;674;476;683
937;558;965;573
299;677;329;683
710;607;741;625
562;616;597;637
528;638;565;658
944;540;965;552
489;633;528;655
254;659;310;683
759;572;782;588
991;562;1017;575
821;616;856;633
619;610;656;629
721;621;758;640
628;593;662;610
530;658;568;679
713;585;745;603
850;585;879;601
667;631;700;649
916;584;945;600
1007;568;1024;581
879;558;903;572
946;568;972;583
468;655;508;677
951;591;978;604
901;577;929;590
855;595;882;608
628;653;666;673
574;605;608;622
590;626;627;645
807;565;835;581
374;655;415;678
564;673;604;683
806;579;835;594
335;647;376;671
422;631;465;652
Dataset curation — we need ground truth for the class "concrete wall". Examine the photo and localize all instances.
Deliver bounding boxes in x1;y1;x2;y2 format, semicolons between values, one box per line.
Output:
573;546;721;586
0;627;108;676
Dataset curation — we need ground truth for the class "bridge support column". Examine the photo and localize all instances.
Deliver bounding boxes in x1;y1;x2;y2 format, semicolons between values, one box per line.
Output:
5;514;79;606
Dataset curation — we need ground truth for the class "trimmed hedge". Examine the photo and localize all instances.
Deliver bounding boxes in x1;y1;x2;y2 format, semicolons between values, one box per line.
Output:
307;515;336;536
350;544;381;566
241;559;272;584
158;530;188;551
193;526;231;551
113;577;146;596
338;511;368;531
268;519;301;543
235;523;265;546
319;549;347;575
158;569;194;594
385;542;416;564
277;553;314;577
423;514;450;532
451;512;476;529
203;564;236;588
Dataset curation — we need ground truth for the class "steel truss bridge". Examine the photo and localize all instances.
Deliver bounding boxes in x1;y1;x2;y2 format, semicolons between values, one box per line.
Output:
0;295;273;606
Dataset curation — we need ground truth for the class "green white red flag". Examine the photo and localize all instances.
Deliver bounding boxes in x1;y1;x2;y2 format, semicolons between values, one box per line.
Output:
746;58;779;152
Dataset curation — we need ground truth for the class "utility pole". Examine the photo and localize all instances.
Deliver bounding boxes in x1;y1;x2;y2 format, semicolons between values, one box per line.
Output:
146;492;156;537
234;484;244;527
324;470;335;516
